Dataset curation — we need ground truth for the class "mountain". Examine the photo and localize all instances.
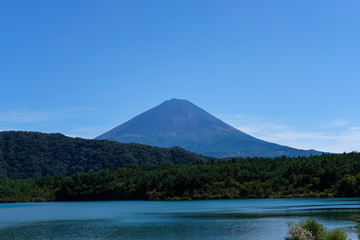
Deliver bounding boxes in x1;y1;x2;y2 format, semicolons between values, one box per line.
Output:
0;131;210;179
96;98;322;157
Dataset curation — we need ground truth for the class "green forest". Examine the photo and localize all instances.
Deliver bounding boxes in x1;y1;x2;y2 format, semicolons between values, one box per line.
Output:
1;152;359;202
0;131;211;179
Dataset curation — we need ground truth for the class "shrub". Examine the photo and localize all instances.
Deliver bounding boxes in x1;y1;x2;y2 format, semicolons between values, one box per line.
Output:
300;219;326;240
285;224;315;240
325;229;348;240
286;219;349;240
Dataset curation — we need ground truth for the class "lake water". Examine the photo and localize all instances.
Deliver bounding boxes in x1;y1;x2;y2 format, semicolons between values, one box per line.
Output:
0;198;359;240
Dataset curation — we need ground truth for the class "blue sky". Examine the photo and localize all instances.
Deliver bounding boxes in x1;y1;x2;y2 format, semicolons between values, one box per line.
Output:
1;0;359;153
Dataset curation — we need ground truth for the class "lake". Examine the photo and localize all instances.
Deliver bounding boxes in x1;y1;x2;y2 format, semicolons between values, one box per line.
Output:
0;198;359;240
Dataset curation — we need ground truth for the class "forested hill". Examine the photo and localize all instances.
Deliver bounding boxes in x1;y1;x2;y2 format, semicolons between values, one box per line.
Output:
0;131;211;179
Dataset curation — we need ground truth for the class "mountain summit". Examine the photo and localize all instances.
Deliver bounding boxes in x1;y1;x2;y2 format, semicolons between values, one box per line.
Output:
96;99;321;157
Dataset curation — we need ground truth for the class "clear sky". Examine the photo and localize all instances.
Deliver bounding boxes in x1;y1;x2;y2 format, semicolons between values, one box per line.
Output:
1;0;359;153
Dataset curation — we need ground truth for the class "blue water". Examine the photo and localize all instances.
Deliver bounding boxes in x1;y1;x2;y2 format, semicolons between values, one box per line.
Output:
0;198;359;239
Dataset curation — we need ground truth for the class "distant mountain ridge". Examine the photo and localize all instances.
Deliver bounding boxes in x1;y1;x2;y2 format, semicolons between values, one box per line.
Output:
96;98;322;157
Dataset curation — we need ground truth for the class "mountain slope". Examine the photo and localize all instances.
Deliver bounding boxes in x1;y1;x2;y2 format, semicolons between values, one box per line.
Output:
0;131;210;179
96;99;321;157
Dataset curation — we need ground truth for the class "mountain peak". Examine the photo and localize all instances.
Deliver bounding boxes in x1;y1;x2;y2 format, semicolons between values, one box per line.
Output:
169;98;187;102
97;99;234;138
160;98;194;108
161;98;197;109
96;99;322;158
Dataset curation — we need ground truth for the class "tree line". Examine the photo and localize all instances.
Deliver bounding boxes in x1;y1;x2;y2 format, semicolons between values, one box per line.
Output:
1;152;359;202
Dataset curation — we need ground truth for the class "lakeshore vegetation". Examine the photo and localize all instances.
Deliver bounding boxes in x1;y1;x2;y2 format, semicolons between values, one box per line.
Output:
286;219;350;240
0;131;359;202
1;151;359;202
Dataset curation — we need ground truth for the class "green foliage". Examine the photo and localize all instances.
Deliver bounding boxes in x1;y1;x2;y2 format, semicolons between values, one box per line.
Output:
286;219;349;240
0;131;359;202
300;219;326;240
326;229;349;240
337;173;360;197
0;131;211;179
1;152;359;202
0;177;61;202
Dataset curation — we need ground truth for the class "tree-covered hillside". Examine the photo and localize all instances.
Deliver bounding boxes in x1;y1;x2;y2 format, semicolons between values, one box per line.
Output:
0;131;211;179
1;152;359;202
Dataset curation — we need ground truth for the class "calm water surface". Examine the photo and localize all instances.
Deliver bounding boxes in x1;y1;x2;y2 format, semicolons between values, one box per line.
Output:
0;198;359;240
